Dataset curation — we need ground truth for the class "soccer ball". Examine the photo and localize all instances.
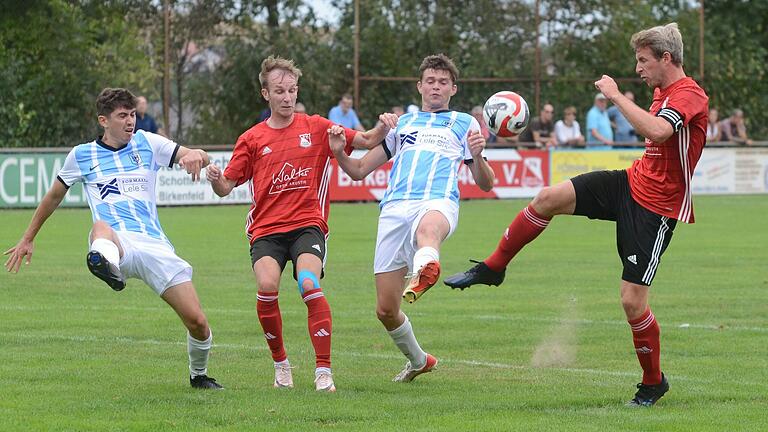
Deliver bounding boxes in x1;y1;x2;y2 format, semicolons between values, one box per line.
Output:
482;91;529;137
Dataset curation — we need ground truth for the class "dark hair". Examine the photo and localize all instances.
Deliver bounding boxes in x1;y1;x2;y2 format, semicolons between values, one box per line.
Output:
418;54;459;83
96;88;137;117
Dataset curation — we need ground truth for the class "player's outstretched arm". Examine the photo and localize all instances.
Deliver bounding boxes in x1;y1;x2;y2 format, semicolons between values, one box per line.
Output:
4;180;68;273
350;113;399;149
467;130;495;192
206;164;237;197
329;126;389;180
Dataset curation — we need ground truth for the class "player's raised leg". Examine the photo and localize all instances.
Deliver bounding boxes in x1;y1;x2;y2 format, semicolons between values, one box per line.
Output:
403;210;449;303
87;221;125;291
295;253;335;392
253;256;293;388
162;281;222;390
444;180;576;289
377;269;437;382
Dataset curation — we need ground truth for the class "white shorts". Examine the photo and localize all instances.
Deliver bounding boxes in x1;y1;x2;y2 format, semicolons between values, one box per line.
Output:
374;199;459;274
115;231;193;295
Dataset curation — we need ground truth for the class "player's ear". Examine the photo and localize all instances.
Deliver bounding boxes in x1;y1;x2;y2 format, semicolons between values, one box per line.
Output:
97;115;109;128
416;80;422;92
451;84;458;96
261;87;269;102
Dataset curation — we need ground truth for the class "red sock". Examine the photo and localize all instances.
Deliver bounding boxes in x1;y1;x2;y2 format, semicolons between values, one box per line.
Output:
303;288;332;369
256;291;286;363
484;204;550;271
628;307;662;385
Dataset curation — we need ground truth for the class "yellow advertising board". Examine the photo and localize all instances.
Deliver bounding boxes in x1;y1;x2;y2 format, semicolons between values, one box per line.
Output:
550;149;644;184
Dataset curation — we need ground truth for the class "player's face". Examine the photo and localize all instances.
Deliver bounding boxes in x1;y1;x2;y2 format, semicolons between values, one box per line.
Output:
417;68;457;112
635;46;664;88
261;69;299;119
99;107;136;146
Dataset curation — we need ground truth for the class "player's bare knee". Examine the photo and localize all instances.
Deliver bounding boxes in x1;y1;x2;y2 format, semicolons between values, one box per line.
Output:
186;313;209;337
620;296;645;319
376;304;398;323
257;279;279;292
531;187;558;216
90;220;112;237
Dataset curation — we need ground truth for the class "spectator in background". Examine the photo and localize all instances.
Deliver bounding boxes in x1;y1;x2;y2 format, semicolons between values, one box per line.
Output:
586;93;614;146
706;108;721;142
258;107;271;123
135;96;159;134
554;106;585;147
471;105;492;141
391;105;405;117
608;91;638;144
720;109;753;145
518;103;557;148
295;102;306;114
329;93;365;131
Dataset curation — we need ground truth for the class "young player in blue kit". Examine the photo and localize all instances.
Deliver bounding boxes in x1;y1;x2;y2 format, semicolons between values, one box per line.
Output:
329;54;496;382
5;88;222;390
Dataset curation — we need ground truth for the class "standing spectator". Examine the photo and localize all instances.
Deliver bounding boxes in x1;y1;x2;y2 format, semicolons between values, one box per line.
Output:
586;93;614;146
295;102;307;114
135;96;159;134
328;93;365;131
518;103;557;148
554;106;585;146
608;91;639;143
206;56;394;392
720;109;753;145
258;107;271;122
391;105;405;117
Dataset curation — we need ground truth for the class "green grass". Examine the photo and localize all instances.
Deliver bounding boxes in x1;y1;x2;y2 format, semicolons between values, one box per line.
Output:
1;196;767;431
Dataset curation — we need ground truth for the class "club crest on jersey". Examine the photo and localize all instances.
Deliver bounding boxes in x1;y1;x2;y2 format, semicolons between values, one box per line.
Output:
130;152;142;166
299;133;312;148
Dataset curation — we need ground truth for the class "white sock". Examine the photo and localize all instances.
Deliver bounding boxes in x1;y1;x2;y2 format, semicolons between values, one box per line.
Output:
315;367;332;377
188;331;212;378
387;315;427;369
413;247;439;273
274;359;290;368
90;238;120;265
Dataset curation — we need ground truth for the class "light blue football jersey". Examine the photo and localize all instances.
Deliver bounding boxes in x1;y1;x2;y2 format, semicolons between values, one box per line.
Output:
57;130;179;242
380;110;481;206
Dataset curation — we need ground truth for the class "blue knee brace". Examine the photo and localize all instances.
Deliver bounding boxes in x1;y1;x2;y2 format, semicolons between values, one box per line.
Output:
297;270;320;296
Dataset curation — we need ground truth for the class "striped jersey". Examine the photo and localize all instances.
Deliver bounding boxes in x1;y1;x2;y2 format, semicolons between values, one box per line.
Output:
223;114;356;242
380;110;480;206
57;130;179;242
628;77;708;223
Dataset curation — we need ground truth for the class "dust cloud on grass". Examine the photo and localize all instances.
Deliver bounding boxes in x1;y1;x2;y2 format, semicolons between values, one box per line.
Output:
530;296;578;368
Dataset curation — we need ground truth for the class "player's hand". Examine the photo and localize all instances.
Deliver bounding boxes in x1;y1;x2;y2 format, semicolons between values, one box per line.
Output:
328;125;347;155
378;113;399;130
179;150;204;181
4;239;33;273
594;75;620;100
467;130;486;158
206;163;222;182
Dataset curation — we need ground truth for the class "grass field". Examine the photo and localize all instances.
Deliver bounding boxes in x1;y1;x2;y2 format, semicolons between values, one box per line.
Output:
1;196;766;431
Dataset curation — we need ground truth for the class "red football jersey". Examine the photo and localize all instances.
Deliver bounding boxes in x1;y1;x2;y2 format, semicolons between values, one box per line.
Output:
224;114;356;242
628;77;708;223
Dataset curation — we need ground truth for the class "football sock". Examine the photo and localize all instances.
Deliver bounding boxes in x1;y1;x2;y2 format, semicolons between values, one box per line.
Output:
315;367;332;378
628;307;662;385
388;314;427;369
484;204;550;272
90;238;120;265
303;288;332;369
413;247;439;273
257;291;287;363
187;330;211;378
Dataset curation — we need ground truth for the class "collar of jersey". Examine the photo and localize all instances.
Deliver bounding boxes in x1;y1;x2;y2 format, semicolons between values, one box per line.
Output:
96;136;129;152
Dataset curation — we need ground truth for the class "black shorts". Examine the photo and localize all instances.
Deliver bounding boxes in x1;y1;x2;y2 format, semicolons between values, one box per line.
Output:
249;226;326;280
571;170;677;286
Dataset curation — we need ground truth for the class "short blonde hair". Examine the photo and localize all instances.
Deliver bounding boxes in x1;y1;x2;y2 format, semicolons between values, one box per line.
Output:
630;22;684;66
259;55;302;89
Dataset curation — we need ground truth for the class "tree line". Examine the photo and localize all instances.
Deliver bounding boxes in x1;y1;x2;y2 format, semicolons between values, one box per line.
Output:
1;0;765;147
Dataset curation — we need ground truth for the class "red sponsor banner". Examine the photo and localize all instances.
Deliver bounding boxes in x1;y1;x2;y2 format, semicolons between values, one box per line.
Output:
328;149;549;201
